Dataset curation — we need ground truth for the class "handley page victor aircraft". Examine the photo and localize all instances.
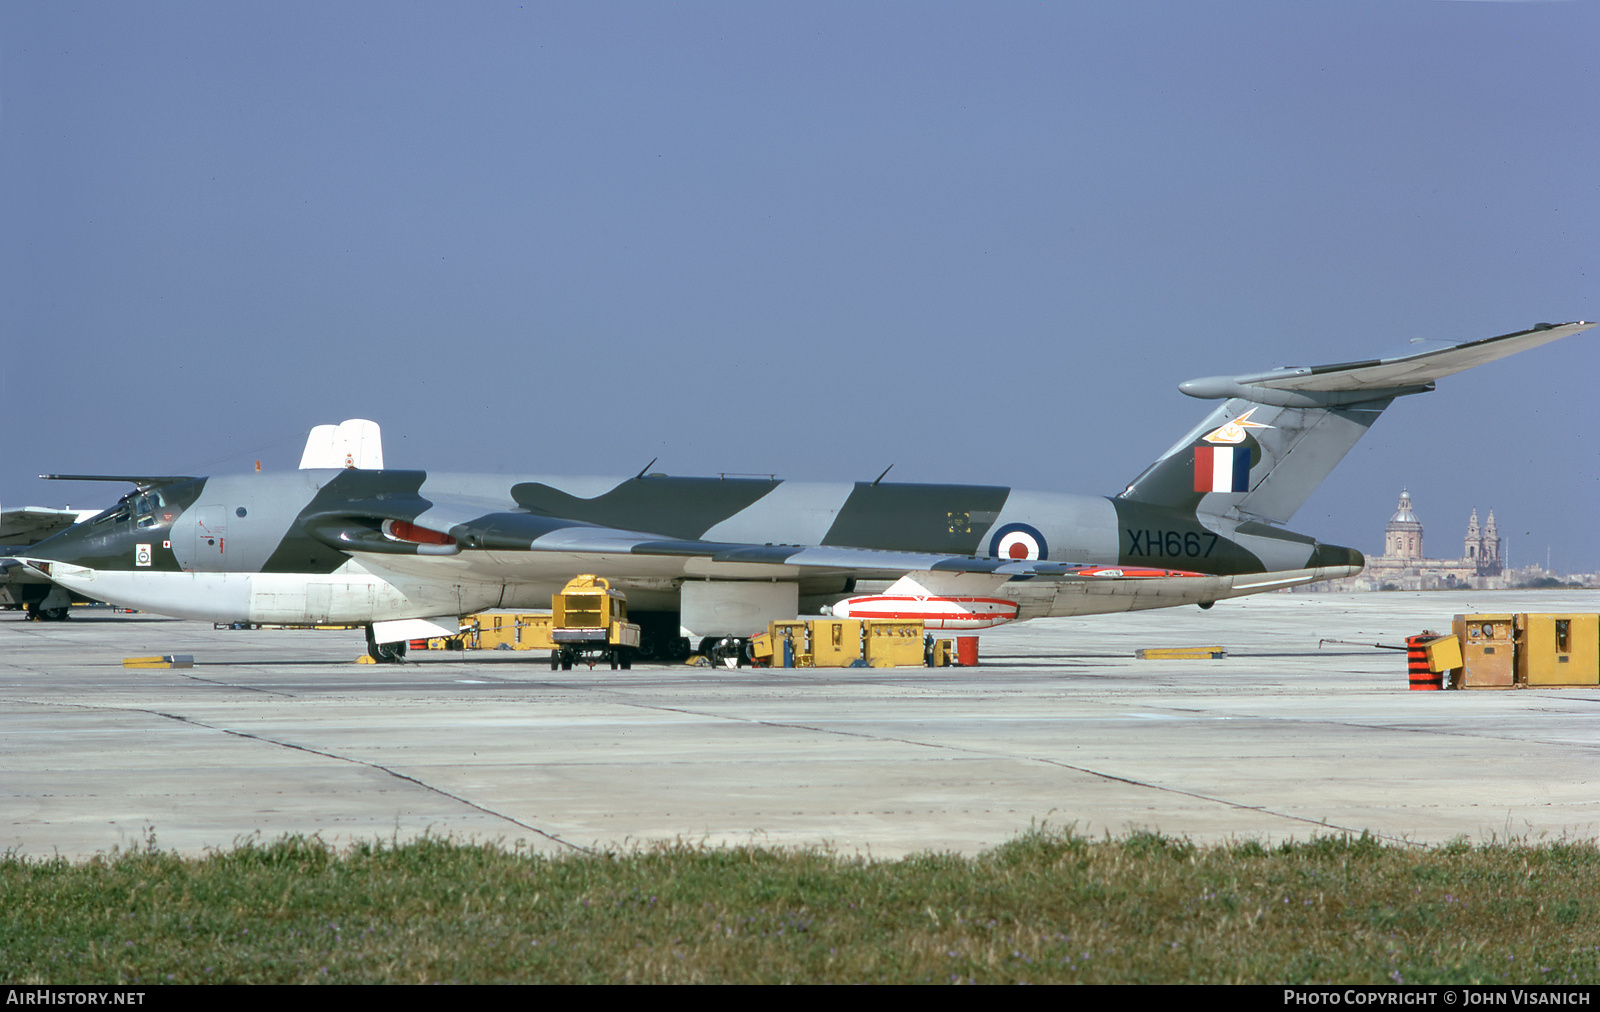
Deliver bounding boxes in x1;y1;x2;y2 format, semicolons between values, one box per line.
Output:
10;321;1591;660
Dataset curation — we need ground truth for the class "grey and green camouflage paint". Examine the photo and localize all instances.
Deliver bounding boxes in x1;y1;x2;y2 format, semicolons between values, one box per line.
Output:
11;321;1590;635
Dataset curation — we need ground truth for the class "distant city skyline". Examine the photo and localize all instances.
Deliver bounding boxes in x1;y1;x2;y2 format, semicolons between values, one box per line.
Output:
1373;486;1580;577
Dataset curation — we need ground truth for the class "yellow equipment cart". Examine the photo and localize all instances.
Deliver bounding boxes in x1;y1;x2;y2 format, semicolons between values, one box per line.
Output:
550;575;642;670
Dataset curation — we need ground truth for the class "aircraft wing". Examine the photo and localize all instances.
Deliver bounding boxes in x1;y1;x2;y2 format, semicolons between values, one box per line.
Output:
1;506;100;549
349;502;1200;582
1193;321;1593;395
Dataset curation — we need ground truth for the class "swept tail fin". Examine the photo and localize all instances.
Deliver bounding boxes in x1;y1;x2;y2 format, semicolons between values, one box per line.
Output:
1118;321;1593;525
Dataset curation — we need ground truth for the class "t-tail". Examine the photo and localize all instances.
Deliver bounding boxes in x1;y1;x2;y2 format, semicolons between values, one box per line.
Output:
1118;321;1593;527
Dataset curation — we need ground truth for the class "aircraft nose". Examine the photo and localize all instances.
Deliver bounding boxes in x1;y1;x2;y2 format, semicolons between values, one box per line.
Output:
15;515;109;567
21;540;66;562
17;534;82;566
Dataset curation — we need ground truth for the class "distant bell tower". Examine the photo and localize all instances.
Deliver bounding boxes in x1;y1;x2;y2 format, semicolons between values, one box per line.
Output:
1465;508;1480;560
1384;488;1423;559
1479;509;1502;576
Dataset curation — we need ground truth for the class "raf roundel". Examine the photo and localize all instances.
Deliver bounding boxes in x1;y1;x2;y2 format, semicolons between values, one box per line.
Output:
989;522;1048;562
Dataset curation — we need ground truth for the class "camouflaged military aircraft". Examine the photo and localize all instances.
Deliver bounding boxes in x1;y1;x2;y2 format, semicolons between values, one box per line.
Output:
10;321;1591;661
1;506;101;618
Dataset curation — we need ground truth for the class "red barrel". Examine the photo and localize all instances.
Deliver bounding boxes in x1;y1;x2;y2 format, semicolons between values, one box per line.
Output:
956;635;979;667
1407;634;1441;690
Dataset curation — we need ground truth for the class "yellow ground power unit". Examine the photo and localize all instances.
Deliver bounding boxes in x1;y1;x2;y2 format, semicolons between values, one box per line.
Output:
1516;613;1599;686
1452;614;1516;688
548;575;641;670
864;619;926;667
809;619;864;667
767;620;811;667
467;612;556;651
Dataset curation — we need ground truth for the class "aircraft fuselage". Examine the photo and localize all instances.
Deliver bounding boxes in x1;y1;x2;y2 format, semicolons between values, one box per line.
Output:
22;468;1361;627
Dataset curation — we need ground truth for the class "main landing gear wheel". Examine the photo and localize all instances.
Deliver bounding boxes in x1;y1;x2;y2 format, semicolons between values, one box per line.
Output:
364;625;408;664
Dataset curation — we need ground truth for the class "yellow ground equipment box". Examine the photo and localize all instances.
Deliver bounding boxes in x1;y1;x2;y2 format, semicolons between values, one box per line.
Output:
864;619;926;668
467;612;556;651
1423;634;1462;675
809;619;864;667
1453;614;1515;688
927;638;954;667
1516;613;1599;686
755;618;930;668
767;620;811;668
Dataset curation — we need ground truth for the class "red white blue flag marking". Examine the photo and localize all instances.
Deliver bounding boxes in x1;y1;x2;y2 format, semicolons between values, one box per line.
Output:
1194;445;1251;493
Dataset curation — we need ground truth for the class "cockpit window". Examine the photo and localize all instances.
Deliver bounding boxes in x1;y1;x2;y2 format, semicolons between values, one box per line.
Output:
91;489;166;526
92;502;132;525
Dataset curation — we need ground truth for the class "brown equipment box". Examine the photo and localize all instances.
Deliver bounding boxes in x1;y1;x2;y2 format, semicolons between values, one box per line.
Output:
1453;614;1515;688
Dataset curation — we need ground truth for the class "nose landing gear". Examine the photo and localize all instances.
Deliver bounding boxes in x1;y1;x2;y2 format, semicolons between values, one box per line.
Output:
704;637;753;668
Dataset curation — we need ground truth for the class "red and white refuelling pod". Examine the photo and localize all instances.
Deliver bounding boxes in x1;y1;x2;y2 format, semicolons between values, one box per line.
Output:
829;594;1019;630
1074;565;1207;579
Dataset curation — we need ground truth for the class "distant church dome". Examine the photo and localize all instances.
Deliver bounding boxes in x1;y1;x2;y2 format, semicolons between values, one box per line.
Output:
1390;489;1420;525
1384;488;1423;559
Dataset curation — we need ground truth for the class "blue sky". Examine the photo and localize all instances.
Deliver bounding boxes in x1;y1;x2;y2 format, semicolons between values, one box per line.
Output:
3;2;1596;571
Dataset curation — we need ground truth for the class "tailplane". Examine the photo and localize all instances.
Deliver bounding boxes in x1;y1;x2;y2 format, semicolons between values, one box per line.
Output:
1118;321;1592;525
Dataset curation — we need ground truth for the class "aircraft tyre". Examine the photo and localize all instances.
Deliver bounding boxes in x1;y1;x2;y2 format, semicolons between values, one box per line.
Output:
364;625;407;664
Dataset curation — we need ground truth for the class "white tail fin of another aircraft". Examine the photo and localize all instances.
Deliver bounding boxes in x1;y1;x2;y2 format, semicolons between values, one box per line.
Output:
299;419;385;470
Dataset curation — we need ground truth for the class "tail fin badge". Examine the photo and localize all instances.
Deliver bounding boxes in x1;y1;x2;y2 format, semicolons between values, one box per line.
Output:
1202;408;1272;445
1194;446;1251;493
989;523;1048;561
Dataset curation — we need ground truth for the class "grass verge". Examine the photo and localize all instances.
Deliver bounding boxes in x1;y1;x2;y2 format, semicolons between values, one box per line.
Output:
3;827;1598;984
